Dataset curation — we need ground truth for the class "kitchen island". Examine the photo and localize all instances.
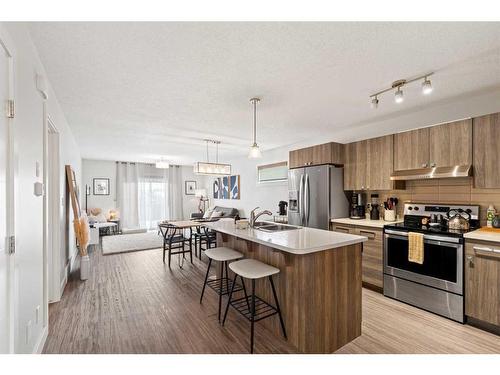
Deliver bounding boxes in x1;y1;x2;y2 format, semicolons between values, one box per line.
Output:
204;220;367;353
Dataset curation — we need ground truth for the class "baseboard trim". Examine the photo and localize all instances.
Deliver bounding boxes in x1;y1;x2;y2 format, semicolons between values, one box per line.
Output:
33;325;48;354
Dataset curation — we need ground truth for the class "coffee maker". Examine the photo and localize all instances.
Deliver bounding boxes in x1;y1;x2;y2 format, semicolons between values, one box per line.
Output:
350;192;366;219
278;200;288;216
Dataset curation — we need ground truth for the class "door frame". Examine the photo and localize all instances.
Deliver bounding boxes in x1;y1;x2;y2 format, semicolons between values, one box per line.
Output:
0;23;16;354
44;114;61;305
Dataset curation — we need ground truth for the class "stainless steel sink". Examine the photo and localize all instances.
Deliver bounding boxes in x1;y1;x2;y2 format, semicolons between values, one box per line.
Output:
255;223;301;232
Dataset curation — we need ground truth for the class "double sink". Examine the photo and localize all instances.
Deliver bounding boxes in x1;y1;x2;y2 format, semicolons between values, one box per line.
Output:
252;222;301;232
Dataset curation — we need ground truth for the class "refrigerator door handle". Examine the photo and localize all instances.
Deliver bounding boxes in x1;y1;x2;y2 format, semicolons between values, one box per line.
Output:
299;174;304;225
305;173;310;226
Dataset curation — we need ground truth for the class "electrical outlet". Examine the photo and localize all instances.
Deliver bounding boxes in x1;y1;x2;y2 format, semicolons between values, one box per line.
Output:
26;320;32;345
36;305;40;324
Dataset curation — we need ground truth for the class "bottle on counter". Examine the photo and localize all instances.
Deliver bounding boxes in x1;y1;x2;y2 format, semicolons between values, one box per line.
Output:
487;204;496;228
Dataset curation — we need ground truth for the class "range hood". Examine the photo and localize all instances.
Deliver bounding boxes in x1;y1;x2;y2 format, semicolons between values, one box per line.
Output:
390;165;472;181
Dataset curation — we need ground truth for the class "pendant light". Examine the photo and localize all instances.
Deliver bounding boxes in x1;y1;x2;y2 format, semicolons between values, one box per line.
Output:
193;139;231;176
248;97;262;159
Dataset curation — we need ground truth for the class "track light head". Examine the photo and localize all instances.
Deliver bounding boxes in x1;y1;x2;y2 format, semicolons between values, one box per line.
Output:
394;87;404;104
422;77;433;95
371;96;379;109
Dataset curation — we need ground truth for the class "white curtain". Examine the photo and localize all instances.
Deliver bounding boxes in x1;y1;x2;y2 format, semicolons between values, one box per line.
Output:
167;166;184;221
116;162;184;230
116;162;140;230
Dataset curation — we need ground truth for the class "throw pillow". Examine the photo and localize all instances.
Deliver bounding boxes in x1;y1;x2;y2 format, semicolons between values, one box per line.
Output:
203;209;214;219
210;211;223;218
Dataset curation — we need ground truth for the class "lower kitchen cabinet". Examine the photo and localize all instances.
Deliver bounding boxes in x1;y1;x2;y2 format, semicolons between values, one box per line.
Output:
331;223;383;291
465;240;500;326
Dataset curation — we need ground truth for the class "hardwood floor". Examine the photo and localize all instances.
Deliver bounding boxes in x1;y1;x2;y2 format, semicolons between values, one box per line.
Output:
43;244;500;354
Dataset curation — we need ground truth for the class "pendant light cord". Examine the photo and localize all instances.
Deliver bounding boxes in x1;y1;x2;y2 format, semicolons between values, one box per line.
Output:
253;99;257;145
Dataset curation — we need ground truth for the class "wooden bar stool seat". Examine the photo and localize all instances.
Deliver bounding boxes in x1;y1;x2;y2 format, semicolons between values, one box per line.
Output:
222;258;287;353
200;247;246;322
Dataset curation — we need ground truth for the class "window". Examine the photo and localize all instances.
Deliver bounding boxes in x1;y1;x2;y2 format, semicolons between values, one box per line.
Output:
257;161;288;183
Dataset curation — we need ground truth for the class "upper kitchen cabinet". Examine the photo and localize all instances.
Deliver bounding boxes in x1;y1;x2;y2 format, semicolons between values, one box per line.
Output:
343;140;367;190
429;119;472;167
394;120;472;171
473;113;500;188
394;128;430;170
367;135;394;191
288;142;344;169
344;135;398;191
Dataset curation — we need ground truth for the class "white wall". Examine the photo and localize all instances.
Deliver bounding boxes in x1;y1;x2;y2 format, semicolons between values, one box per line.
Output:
211;147;290;218
180;165;209;219
82;159;117;214
2;23;81;354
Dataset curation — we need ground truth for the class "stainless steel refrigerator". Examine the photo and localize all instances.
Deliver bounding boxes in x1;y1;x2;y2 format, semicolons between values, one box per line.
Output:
288;165;348;230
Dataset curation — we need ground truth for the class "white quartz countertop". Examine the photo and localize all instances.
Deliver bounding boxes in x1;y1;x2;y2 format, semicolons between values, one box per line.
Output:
464;229;500;243
204;220;367;255
331;217;403;229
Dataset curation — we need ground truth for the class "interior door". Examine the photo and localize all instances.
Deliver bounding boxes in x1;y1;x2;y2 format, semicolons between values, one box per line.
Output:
0;32;13;353
305;165;329;230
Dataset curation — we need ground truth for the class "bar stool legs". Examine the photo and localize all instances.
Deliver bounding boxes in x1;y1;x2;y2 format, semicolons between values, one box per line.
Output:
269;276;287;339
223;272;286;354
199;247;244;322
200;258;212;304
250;279;255;353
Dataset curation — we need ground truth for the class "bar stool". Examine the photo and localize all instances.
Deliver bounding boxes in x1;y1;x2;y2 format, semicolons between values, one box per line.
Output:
200;247;246;322
222;259;287;354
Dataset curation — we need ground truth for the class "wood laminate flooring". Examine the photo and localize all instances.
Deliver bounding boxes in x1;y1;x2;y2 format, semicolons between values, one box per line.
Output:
43;245;500;354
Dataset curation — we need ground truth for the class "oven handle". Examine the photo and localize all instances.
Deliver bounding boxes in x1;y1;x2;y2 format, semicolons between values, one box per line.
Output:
384;229;461;244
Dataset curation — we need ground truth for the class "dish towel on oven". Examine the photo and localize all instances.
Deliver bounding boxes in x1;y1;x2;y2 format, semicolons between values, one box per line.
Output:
408;232;424;264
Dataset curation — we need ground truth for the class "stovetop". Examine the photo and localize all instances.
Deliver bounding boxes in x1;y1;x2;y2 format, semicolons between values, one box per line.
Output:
383;221;478;237
383;202;481;238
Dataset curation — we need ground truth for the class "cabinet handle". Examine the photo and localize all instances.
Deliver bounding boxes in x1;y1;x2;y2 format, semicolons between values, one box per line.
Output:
466;255;474;267
430;162;436;168
421;163;428;168
473;246;493;252
359;230;376;239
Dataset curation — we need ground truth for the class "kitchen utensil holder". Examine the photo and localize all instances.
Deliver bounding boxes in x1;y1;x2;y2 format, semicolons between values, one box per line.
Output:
384;209;396;222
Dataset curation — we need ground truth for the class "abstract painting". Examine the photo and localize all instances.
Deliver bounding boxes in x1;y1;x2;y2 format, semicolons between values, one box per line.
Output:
221;176;229;199
213;178;221;199
230;175;240;199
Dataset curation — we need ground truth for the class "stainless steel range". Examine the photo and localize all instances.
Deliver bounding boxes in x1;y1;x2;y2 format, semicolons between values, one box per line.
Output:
383;203;480;323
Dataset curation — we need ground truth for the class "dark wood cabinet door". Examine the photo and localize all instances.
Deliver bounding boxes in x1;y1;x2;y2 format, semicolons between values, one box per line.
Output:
473;113;500;188
394;128;430;171
465;242;500;325
429;119;472;168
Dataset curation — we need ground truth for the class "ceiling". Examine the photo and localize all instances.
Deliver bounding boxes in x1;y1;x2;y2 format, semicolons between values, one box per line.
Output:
27;22;500;164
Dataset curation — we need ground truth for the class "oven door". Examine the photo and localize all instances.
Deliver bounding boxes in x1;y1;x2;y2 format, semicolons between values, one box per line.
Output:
383;229;463;294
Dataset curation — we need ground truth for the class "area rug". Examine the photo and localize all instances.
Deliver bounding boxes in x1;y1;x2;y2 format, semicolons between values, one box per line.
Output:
102;231;163;255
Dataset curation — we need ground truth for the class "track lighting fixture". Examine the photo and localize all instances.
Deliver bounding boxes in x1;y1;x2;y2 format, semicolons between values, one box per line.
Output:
422;76;433;95
394;87;404;104
369;72;434;108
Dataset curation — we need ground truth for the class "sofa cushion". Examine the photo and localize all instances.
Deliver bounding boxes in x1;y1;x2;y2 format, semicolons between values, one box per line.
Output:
212;206;239;218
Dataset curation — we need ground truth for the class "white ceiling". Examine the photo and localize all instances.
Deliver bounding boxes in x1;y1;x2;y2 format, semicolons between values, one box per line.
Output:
26;22;500;164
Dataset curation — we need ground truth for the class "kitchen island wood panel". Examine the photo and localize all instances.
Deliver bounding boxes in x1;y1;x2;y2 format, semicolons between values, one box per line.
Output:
217;232;362;353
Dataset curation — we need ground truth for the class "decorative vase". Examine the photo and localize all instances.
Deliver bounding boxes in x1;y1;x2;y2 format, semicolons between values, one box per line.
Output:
80;255;90;281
